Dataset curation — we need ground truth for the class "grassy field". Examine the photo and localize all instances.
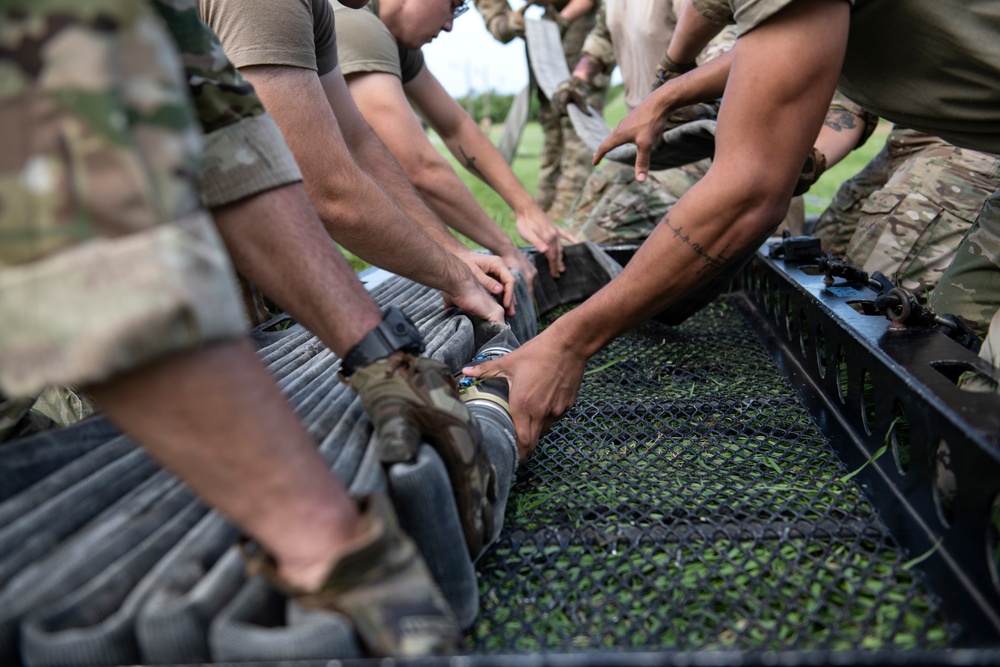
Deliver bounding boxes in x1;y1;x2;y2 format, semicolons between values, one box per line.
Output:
345;91;889;271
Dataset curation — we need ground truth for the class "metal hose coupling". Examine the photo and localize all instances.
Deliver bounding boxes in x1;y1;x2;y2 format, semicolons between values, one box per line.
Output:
457;345;513;429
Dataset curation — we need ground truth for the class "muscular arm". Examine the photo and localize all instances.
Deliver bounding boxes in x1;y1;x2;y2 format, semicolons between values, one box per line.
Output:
468;0;851;457
403;66;572;275
239;64;505;321
212;183;381;355
320;68;519;309
341;68;538;285
667;0;727;65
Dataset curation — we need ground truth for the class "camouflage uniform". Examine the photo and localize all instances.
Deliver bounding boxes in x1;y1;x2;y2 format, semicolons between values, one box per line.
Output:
929;188;1000;331
565;159;709;243
813;141;891;257
475;0;607;222
563;4;739;243
842;128;1000;303
0;0;301;438
815;127;1000;306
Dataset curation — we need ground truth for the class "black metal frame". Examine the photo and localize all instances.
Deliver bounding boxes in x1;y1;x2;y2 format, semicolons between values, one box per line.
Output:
736;249;1000;645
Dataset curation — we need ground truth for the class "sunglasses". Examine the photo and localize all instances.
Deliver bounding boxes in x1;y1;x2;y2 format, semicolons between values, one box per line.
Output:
453;0;470;18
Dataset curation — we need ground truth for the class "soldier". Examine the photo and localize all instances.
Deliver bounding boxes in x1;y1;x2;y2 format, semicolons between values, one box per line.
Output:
464;0;1000;457
0;0;507;655
814;127;999;303
324;0;574;287
475;0;605;222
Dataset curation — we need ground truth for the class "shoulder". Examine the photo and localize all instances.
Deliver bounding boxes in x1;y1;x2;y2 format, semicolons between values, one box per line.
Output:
334;3;405;78
200;0;322;71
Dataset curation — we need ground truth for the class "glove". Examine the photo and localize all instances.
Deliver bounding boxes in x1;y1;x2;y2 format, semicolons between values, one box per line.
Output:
542;3;568;35
495;10;525;42
552;76;592;116
793;147;827;196
243;493;461;657
346;353;498;558
651;54;697;91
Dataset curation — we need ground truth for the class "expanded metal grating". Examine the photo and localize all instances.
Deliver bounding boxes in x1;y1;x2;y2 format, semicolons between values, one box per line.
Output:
468;298;953;653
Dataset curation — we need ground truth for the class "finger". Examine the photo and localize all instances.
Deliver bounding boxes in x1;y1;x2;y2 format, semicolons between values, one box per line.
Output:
461;358;507;380
557;227;579;244
593;130;623;165
633;141;651;183
499;272;516;315
514;413;542;464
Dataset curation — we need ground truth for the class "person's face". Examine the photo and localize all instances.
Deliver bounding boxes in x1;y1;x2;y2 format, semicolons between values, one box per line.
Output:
393;0;465;49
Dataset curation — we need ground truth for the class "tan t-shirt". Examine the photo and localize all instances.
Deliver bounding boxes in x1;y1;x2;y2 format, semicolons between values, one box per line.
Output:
699;0;1000;155
199;0;339;75
332;0;425;84
606;0;677;110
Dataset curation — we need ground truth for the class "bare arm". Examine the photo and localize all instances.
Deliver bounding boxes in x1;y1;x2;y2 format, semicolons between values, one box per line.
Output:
815;107;867;167
342;68;539;288
468;0;851;458
668;0;727;65
239;64;505;322
320;68;518;312
404;66;575;275
212;183;381;355
559;0;594;23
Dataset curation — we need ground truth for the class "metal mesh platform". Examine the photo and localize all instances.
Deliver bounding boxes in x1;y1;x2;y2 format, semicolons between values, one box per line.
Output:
469;298;951;653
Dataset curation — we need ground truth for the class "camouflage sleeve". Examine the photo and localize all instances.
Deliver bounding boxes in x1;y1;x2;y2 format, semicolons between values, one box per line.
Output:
691;0;735;26
0;0;247;398
151;0;302;207
830;90;881;150
580;2;617;73
474;0;518;43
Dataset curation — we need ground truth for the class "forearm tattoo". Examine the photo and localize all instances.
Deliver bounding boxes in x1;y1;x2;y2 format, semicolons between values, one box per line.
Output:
662;216;731;274
459;145;487;182
824;109;858;132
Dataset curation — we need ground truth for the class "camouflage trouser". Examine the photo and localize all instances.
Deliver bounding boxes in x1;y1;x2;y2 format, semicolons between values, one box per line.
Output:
562;159;708;243
828;128;1000;303
0;0;250;405
929;187;1000;331
536;86;606;223
813;141;892;257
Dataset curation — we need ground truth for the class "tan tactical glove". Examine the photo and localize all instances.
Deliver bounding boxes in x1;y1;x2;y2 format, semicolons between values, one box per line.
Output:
542;3;568;35
793;147;827;196
652;54;697;91
346;353;498;558
552;76;592;116
494;10;526;42
244;493;461;657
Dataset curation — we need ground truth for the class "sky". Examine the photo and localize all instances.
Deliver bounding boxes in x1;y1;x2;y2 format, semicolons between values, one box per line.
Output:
422;5;533;97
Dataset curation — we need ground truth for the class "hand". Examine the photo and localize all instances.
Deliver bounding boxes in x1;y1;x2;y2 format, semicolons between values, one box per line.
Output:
497;10;526;41
515;206;576;277
552;76;592;117
461;335;586;462
593;91;674;183
442;273;506;323
458;249;518;317
497;246;538;302
542;3;568;35
793;147;827;196
347;354;499;558
651;54;697;91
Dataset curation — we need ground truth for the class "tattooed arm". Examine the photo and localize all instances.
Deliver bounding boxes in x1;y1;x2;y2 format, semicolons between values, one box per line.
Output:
402;66;573;276
465;0;851;457
339;64;550;283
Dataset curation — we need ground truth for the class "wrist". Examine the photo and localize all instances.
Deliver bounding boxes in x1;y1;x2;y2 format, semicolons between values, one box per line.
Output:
340;306;425;378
